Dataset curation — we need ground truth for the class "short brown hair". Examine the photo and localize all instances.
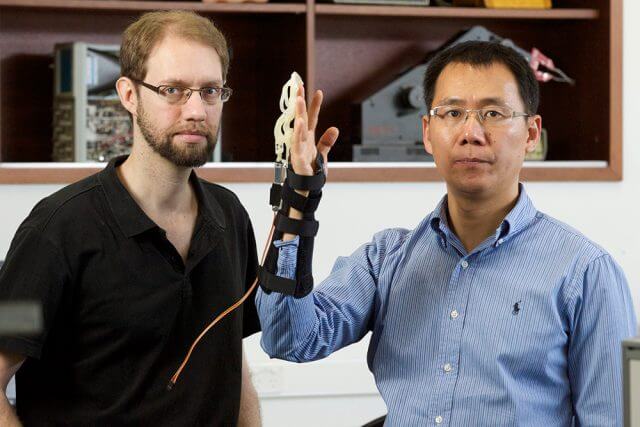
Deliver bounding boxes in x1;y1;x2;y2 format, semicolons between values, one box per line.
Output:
120;10;230;82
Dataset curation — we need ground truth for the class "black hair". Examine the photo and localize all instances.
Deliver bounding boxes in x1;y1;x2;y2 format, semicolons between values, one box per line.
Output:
423;41;539;115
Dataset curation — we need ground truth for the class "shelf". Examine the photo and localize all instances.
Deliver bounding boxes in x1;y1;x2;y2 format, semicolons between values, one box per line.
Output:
0;1;597;18
315;5;599;19
0;0;307;14
0;161;616;184
0;0;622;182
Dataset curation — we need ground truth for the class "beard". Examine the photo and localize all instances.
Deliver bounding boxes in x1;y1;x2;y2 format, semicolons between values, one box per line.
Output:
136;104;217;168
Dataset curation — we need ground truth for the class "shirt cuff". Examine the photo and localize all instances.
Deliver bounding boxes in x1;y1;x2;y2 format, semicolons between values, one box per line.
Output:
273;236;299;280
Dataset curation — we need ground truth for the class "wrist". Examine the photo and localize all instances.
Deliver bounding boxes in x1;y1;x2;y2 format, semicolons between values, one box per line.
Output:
291;165;315;176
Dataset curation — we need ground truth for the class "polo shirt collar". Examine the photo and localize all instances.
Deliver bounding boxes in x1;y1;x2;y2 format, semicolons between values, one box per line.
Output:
190;168;227;231
98;155;226;238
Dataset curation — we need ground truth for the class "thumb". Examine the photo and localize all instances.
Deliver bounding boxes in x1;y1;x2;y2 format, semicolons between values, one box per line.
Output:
317;127;339;177
317;127;339;161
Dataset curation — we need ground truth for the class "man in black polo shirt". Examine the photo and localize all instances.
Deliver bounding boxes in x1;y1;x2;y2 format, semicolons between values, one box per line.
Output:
0;10;338;426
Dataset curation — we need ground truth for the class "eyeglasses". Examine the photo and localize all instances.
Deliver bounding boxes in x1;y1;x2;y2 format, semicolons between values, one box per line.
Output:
132;79;233;105
428;105;530;129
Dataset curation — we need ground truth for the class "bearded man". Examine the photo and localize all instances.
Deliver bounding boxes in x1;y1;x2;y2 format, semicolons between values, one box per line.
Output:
0;10;337;426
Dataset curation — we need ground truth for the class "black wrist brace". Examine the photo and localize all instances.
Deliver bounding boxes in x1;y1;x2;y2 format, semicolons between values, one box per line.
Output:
258;154;325;298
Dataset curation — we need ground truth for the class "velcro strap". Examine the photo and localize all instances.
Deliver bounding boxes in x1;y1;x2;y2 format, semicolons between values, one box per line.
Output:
286;171;325;192
258;267;297;295
295;274;314;298
269;183;282;208
281;182;321;213
275;213;319;237
286;153;326;192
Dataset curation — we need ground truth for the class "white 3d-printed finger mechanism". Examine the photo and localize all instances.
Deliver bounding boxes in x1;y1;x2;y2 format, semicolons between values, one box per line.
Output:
274;71;303;168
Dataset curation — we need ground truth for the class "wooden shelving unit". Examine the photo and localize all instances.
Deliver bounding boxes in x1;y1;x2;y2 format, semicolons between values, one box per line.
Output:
0;0;622;183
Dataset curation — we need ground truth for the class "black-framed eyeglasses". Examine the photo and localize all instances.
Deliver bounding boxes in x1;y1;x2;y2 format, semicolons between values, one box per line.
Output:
131;79;233;105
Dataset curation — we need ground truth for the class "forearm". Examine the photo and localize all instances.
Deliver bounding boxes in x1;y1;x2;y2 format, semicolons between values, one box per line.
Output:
257;231;324;361
258;265;377;363
238;353;261;427
259;231;385;362
0;394;21;427
281;190;308;242
0;353;23;427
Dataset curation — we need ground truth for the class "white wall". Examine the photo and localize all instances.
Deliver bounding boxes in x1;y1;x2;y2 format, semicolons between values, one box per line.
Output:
1;2;639;425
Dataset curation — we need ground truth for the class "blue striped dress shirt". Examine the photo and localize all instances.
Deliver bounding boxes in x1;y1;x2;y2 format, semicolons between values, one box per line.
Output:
256;185;637;426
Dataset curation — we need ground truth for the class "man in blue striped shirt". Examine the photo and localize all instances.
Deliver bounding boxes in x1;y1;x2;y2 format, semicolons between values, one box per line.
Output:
256;41;637;426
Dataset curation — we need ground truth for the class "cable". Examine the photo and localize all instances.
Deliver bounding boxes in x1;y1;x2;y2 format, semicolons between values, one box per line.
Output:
167;213;276;390
168;72;303;390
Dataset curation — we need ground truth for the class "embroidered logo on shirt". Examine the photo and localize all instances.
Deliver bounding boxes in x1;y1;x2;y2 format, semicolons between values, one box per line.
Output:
512;300;522;315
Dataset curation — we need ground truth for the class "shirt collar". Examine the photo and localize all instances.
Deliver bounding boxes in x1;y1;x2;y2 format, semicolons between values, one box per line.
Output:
190;168;227;232
499;184;538;242
429;196;452;249
429;183;538;248
429;196;449;235
98;155;226;238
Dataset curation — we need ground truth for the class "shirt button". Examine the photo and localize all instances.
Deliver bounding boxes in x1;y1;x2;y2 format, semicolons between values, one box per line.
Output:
450;310;459;319
443;363;452;373
497;238;504;245
461;260;469;269
435;415;443;424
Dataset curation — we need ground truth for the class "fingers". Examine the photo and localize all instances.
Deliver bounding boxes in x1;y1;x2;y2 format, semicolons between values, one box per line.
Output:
294;85;307;143
294;96;307;143
307;90;323;131
315;127;339;177
295;94;307;122
317;127;339;159
295;85;322;133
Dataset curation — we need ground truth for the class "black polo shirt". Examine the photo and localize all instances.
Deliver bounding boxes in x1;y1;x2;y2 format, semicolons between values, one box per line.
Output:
0;155;261;426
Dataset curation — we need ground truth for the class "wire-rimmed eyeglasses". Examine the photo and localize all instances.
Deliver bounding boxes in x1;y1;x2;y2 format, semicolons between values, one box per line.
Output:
428;105;531;128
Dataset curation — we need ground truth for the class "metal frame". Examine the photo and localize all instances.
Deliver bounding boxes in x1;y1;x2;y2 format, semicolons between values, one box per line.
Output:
623;339;640;427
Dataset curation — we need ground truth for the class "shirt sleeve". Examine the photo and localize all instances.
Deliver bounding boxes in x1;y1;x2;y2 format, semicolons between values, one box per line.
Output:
256;229;402;363
242;219;262;338
566;254;637;426
0;226;70;359
273;236;299;280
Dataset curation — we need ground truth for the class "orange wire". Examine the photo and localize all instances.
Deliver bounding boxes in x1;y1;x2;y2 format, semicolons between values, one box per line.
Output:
168;213;277;389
